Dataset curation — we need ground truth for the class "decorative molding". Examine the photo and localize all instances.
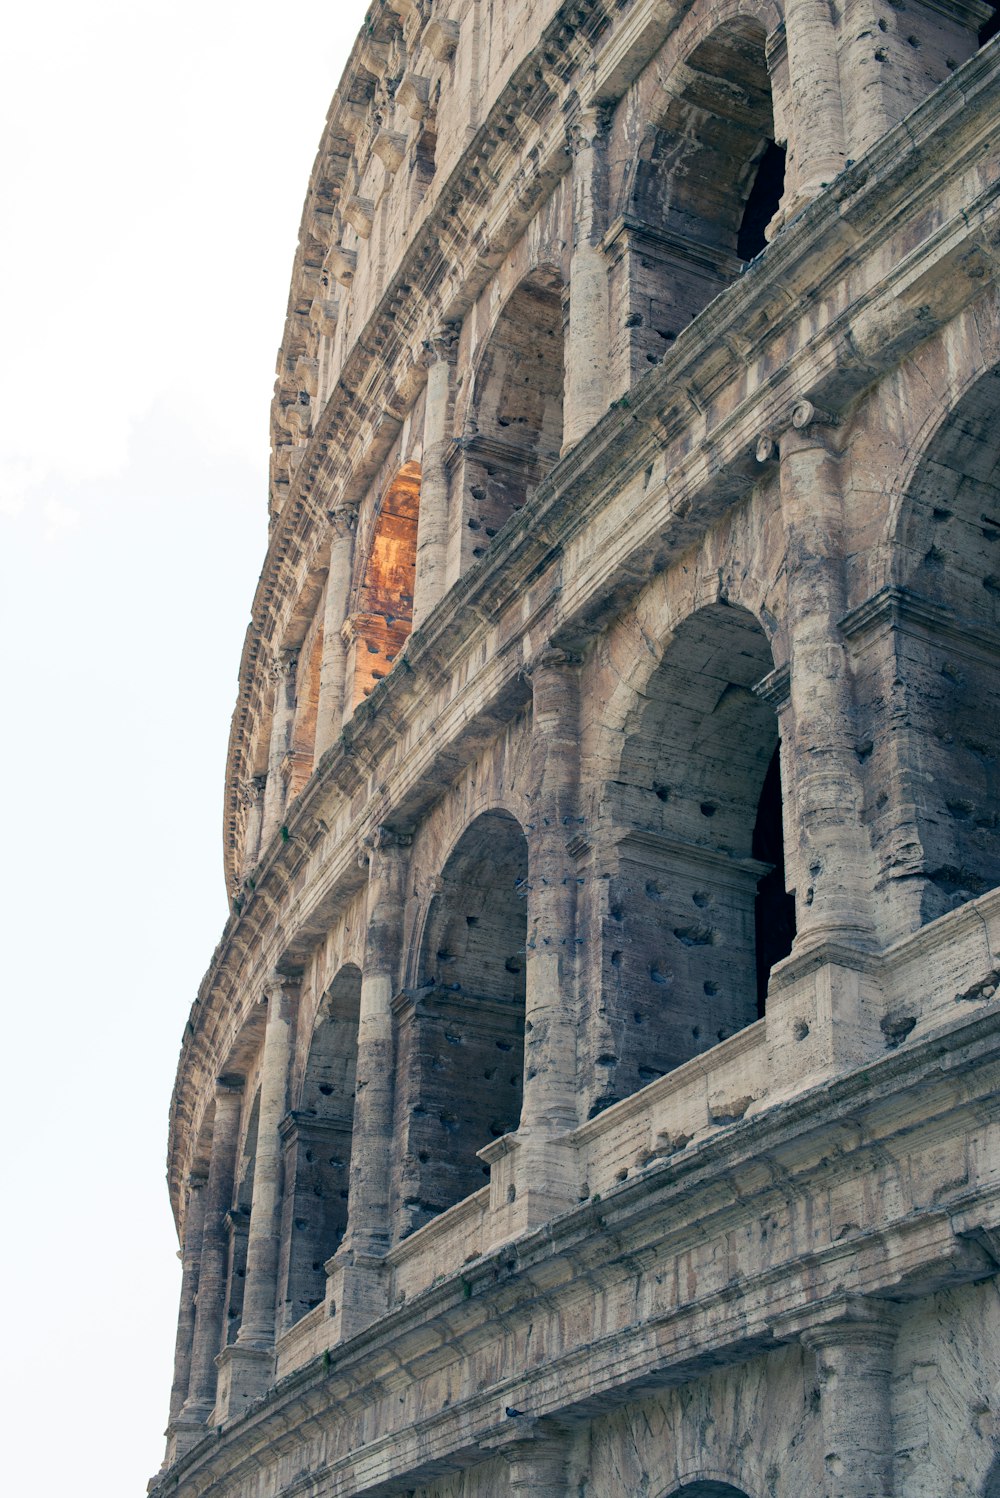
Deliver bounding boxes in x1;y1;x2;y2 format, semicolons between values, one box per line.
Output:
839;585;1000;662
752;662;791;710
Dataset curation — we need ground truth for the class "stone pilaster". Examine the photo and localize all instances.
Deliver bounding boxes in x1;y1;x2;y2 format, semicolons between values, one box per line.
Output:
516;649;582;1220
260;649;299;850
172;1082;242;1457
766;402;875;950
327;826;409;1337
237;775;267;880
216;973;298;1420
166;1177;206;1425
563;109;610;451
778;1298;898;1497
413;325;458;627
314;507;357;757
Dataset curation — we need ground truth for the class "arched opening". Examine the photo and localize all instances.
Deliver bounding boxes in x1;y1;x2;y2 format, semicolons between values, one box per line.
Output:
455;271;564;574
222;1092;258;1345
348;461;421;710
869;365;1000;929
608;19;784;387
278;966;361;1329
285;618;323;803
392;811;528;1238
590;604;793;1115
666;1485;753;1498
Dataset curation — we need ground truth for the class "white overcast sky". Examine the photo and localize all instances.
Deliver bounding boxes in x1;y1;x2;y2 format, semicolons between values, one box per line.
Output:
0;3;368;1492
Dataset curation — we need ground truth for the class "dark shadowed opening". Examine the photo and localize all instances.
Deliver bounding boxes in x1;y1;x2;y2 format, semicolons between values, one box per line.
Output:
752;744;796;1013
738;141;787;260
392;811;528;1238
591;604;790;1116
279;966;360;1328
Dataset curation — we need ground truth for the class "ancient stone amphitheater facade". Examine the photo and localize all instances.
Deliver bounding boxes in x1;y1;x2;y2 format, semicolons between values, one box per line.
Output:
153;3;1000;1494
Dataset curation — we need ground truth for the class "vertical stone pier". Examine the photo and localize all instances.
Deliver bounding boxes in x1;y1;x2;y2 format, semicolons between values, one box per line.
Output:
215;974;297;1419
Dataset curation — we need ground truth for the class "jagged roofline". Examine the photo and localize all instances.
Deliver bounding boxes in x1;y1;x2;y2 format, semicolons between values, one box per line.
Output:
219;0;624;899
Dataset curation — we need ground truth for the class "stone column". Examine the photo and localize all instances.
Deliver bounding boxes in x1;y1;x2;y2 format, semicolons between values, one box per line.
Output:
563;109;610;452
413;325;458;627
767;403;874;949
314;508;357;757
217;974;298;1418
260;648;299;850
779;0;846;219
237;775;267;880
782;1299;898;1497
166;1176;206;1430
328;826;409;1336
500;650;582;1225
173;1082;243;1453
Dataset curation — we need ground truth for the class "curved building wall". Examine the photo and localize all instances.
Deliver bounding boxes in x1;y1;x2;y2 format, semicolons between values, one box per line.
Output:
154;2;1000;1495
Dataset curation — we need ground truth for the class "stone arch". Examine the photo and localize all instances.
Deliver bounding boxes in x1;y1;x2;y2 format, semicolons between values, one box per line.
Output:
607;14;785;386
347;461;421;710
456;267;565;565
589;603;792;1114
392;810;528;1238
278;964;361;1328
864;361;1000;929
663;1485;754;1498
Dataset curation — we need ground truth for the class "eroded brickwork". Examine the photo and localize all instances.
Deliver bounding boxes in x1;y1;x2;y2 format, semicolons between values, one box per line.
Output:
154;1;1000;1494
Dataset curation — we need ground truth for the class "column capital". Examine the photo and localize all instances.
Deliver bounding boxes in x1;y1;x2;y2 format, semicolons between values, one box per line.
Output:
267;646;300;684
772;1294;898;1349
359;824;413;867
525;645;582;678
565;102;613;155
420;321;461;366
327;503;358;537
214;1076;244;1099
263;970;300;1002
756;395;845;462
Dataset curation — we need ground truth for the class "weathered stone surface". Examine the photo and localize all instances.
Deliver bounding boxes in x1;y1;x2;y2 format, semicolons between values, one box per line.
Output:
153;1;1000;1494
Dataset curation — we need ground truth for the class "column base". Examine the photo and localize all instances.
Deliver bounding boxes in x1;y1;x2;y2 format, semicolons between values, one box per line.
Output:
479;1131;580;1240
324;1248;389;1342
766;940;885;1095
213;1342;274;1423
163;1409;212;1464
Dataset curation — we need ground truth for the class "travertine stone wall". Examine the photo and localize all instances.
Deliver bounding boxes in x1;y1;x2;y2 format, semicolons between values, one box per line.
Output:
154;0;1000;1492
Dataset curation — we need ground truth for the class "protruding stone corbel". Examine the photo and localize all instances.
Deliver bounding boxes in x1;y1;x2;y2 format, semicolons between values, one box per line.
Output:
326;245;358;285
422;17;460;61
397;71;431;121
309;297;339;338
342;196;375;240
752;662;791;711
372;127;408;173
294;355;319;397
